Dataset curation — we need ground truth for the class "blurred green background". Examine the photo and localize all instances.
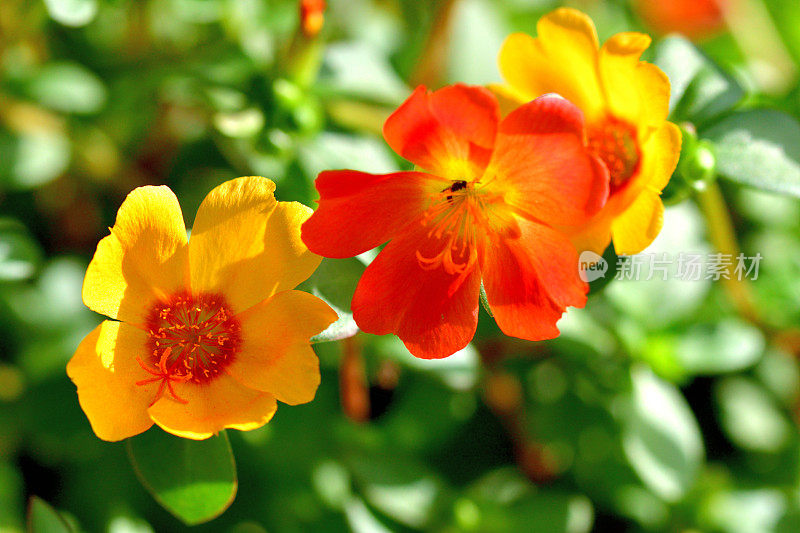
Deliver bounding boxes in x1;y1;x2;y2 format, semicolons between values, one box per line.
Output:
2;0;800;531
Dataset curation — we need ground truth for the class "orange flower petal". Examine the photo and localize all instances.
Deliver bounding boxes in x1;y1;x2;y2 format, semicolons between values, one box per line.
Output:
383;84;499;180
189;176;321;314
148;374;277;440
497;9;605;120
300;0;326;37
351;220;481;359
482;219;587;341
302;170;442;258
565;122;679;255
571;121;678;255
633;0;726;41
83;186;189;324
564;209;615;256
227;290;337;405
486;96;609;225
66;321;155;441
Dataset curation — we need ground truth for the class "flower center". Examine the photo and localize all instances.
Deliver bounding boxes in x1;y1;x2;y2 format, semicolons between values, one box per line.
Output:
136;291;241;405
416;180;487;284
587;117;641;193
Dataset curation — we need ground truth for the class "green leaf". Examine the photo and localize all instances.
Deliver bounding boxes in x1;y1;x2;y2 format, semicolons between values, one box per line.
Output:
126;428;237;525
703;109;800;198
447;0;507;85
605;203;711;329
345;448;443;529
0;131;71;189
5;257;91;331
318;43;409;106
702;489;786;533
298;257;365;343
676;318;765;374
0;462;24;531
763;0;800;66
621;367;703;502
43;0;98;27
28;62;107;115
715;377;792;452
463;469;594;533
27;496;73;533
654;36;744;124
213;108;265;138
0;218;43;282
297;132;399;178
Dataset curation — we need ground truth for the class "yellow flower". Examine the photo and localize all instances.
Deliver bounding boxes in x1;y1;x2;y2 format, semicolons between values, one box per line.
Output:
67;177;337;441
494;7;681;255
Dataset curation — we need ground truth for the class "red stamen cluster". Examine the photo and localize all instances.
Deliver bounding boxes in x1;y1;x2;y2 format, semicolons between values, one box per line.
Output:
137;291;241;405
587;117;641;193
417;181;482;282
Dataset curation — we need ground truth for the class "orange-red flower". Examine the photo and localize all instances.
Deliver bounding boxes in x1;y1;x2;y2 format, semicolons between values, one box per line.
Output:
301;84;609;359
67;177;337;441
495;8;681;256
300;0;326;37
632;0;727;41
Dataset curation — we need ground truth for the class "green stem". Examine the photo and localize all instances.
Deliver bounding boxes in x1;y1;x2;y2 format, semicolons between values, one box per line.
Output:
409;0;459;88
479;347;556;484
696;182;761;326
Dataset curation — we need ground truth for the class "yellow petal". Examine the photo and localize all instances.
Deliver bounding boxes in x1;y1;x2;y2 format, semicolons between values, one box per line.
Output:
599;31;670;132
633;62;672;132
189;176;322;314
497;9;605;120
486;83;527;117
147;374;278;440
66;321;155;441
611;191;665;255
227;290;337;405
640;121;683;193
83;186;189;324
